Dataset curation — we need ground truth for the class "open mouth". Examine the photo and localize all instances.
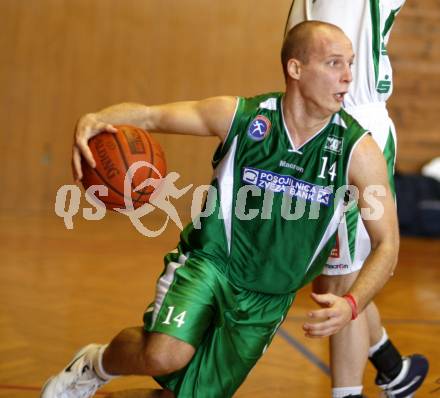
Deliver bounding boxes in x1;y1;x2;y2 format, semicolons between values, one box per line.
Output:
334;92;347;102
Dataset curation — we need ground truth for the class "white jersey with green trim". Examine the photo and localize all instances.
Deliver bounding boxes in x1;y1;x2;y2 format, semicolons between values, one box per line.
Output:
179;93;368;294
286;0;405;106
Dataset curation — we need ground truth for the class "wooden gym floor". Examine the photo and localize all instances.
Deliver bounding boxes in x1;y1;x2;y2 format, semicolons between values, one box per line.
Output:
0;212;439;398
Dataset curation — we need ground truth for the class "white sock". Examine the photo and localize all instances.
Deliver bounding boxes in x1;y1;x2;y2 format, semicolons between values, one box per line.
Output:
368;327;389;357
332;386;363;398
92;344;118;381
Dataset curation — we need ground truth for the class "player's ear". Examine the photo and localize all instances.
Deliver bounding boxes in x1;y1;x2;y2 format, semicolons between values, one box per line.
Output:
287;58;301;80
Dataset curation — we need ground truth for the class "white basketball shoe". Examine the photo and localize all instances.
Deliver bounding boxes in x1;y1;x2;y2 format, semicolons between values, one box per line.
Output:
41;344;109;398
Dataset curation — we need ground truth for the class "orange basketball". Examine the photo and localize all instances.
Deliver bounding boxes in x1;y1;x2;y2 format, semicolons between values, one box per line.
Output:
81;125;166;210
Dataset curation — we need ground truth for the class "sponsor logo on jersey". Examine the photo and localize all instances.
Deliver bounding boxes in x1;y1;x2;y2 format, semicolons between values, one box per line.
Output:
279;160;304;174
324;136;343;155
242;167;333;206
247;115;271;141
242;169;259;185
325;263;349;270
258;98;278;111
377;78;391;94
330;233;340;258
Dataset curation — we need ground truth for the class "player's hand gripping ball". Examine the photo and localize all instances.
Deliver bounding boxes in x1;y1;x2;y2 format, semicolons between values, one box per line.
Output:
81;125;166;210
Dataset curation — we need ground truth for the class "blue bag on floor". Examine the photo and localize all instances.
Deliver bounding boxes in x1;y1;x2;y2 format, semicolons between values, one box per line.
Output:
395;173;440;237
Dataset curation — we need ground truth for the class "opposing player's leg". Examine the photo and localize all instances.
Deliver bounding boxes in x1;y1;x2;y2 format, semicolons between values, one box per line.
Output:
365;304;429;398
316;252;429;397
316;217;428;398
313;271;369;398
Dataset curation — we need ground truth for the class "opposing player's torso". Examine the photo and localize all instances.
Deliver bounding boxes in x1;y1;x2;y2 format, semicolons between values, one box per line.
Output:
181;93;367;294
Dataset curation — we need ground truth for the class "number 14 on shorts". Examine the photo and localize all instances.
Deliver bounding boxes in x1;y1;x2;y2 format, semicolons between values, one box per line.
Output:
162;306;187;328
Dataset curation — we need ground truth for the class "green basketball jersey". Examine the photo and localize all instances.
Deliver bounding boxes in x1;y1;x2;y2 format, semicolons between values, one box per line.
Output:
180;92;368;294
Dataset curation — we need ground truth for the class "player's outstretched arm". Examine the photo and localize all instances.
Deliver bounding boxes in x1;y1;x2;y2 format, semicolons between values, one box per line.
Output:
303;135;399;338
72;96;237;180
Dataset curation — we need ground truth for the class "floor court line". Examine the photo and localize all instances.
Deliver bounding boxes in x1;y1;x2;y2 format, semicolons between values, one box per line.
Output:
277;327;330;376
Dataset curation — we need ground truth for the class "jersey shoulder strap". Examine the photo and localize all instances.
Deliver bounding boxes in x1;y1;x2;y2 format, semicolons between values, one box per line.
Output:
213;92;283;164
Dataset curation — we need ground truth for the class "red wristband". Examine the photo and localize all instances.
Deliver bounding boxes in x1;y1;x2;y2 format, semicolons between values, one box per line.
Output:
343;293;358;320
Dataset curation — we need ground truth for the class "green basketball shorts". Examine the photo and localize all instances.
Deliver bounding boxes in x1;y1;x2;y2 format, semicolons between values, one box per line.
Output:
143;248;295;397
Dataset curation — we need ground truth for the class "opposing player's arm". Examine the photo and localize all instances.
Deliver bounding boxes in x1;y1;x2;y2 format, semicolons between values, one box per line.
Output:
303;135;399;338
385;0;406;10
72;96;237;180
284;0;309;35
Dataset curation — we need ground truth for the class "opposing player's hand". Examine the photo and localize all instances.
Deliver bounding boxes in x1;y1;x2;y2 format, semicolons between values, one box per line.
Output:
72;113;118;181
302;292;353;338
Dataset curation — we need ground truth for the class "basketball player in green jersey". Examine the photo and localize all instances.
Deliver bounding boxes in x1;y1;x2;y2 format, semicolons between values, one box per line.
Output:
41;22;399;398
285;2;428;398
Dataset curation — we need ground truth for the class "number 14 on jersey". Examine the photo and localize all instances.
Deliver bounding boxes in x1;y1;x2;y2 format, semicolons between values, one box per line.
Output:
162;306;187;328
318;156;337;182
